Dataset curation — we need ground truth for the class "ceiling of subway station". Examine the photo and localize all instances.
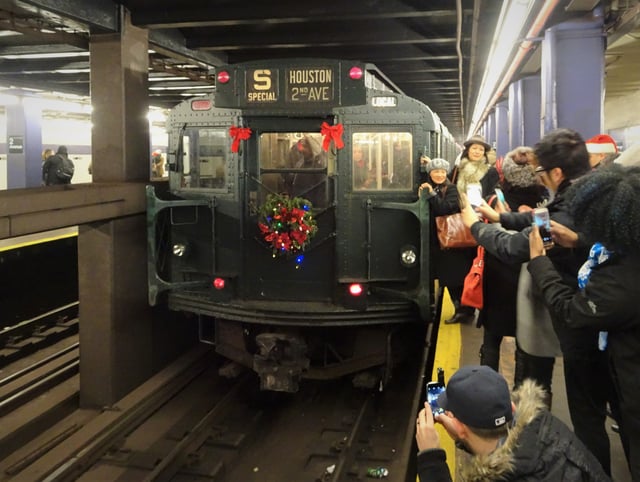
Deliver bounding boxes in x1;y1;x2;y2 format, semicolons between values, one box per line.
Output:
0;0;639;140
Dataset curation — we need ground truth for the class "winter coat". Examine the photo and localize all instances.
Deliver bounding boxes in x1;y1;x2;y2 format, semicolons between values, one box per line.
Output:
455;155;498;196
529;253;640;480
42;153;72;185
470;178;598;358
426;180;474;288
416;380;611;482
477;180;546;337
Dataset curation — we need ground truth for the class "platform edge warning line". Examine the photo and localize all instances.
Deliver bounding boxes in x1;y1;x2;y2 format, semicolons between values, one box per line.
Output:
431;287;461;479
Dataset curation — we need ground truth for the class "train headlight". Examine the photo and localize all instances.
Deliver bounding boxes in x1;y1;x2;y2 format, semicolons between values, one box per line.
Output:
400;246;417;267
172;243;188;257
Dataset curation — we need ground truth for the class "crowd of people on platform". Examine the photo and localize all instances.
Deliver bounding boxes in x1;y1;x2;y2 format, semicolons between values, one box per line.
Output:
415;129;639;481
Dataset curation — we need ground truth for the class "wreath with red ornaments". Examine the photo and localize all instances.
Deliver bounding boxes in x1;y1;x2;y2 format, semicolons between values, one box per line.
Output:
258;194;317;258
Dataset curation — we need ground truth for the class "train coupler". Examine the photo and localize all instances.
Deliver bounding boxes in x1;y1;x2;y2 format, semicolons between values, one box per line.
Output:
253;333;310;392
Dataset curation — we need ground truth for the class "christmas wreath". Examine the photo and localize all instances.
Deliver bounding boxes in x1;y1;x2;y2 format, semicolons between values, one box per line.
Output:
258;194;317;257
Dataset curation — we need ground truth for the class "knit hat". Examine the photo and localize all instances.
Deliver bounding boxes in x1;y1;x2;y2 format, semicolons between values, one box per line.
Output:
57;145;68;155
501;154;537;187
463;135;491;152
586;134;618;154
438;365;513;429
426;157;450;173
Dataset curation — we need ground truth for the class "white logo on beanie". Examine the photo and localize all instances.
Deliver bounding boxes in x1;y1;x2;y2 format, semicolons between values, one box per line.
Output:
494;416;506;426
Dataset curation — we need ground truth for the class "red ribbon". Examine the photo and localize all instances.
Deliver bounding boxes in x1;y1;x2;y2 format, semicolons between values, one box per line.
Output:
320;122;344;152
229;126;252;153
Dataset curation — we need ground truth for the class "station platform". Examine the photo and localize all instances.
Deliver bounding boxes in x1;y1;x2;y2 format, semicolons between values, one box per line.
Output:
430;289;631;482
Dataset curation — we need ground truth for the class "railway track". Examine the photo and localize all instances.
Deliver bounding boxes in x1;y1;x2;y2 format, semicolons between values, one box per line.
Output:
1;335;432;481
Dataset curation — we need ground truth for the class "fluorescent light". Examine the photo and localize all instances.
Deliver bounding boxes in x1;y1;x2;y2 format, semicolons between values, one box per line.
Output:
149;84;213;91
468;0;535;136
0;51;88;60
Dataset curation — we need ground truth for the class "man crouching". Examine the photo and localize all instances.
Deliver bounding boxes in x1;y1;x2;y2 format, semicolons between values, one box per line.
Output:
415;365;609;481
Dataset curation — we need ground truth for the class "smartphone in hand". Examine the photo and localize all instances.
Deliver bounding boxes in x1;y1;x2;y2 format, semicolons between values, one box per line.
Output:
494;187;506;205
426;381;446;415
532;207;553;248
466;183;483;207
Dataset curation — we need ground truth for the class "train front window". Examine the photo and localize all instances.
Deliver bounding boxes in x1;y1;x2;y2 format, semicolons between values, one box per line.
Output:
352;132;412;191
258;132;329;208
181;128;227;189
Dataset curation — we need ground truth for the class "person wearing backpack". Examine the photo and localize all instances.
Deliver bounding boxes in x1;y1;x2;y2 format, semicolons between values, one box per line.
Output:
42;145;74;185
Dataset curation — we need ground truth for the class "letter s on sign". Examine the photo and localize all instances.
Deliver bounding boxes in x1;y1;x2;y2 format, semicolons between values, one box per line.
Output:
253;70;271;91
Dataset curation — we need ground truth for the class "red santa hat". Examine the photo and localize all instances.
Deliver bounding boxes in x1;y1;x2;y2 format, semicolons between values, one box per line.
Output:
586;134;618;154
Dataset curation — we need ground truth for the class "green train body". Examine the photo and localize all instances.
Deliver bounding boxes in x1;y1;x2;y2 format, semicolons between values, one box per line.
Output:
147;59;458;391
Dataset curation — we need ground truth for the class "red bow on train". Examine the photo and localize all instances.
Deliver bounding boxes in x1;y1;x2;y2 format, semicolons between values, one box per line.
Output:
320;122;344;152
229;126;252;153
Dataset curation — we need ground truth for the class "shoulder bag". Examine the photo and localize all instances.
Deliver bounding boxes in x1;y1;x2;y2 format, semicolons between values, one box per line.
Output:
435;213;478;249
461;245;485;309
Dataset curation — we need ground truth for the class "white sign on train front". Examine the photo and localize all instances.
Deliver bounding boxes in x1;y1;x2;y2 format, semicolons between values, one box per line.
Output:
372;96;397;107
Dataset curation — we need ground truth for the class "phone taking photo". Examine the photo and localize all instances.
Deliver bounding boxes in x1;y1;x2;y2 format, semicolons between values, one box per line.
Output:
426;381;446;416
532;207;553;248
466;183;483;207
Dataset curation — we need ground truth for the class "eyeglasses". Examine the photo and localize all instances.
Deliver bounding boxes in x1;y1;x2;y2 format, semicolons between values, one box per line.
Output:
534;166;548;174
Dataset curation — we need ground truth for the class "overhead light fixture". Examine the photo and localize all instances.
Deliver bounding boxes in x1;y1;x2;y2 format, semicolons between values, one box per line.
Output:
468;1;562;137
0;51;88;60
468;0;536;137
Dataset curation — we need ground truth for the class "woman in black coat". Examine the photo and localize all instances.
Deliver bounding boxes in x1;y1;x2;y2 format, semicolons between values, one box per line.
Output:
528;164;640;480
419;158;474;322
477;150;547;370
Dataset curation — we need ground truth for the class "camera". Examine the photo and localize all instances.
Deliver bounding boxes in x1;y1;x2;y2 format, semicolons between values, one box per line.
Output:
532;207;553;248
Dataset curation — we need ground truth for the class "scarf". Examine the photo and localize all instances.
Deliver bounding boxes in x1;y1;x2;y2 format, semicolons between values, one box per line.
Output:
577;242;612;350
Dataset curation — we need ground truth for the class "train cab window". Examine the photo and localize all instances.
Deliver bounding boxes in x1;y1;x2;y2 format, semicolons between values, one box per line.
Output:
181;128;227;189
258;132;329;208
352;132;412;191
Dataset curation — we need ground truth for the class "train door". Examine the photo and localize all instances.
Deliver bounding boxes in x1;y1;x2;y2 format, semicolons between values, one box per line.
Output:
241;117;336;302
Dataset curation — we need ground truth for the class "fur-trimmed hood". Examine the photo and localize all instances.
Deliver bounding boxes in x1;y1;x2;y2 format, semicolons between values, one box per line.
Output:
460;380;548;481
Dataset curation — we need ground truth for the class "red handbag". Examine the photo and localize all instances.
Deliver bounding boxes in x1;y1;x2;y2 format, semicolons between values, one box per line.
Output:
461;245;485;309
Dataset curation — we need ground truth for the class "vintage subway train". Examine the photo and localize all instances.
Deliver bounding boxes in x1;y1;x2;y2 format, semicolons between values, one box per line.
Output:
147;59;459;392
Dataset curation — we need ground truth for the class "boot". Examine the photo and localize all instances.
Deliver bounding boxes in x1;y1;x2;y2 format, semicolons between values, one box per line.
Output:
445;311;475;325
479;344;500;371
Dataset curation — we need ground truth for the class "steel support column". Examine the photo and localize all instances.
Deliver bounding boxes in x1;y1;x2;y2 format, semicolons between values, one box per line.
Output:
541;18;605;137
494;100;509;159
509;75;542;148
6;99;42;189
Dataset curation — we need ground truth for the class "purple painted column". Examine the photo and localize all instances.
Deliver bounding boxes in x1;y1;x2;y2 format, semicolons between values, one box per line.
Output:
541;17;605;137
6;99;42;188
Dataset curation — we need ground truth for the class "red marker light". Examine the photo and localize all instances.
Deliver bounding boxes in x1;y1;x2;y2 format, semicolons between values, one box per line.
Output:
191;99;211;111
348;283;363;296
217;70;230;84
349;66;363;80
213;278;226;290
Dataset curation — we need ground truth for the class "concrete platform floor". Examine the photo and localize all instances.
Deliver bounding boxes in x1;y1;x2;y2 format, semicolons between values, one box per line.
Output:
436;288;631;481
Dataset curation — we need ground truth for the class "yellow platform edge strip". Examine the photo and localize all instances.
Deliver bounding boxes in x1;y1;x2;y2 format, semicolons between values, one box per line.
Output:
430;288;461;478
0;230;78;253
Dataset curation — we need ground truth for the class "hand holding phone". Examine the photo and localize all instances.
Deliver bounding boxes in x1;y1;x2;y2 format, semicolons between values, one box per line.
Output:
466;183;483;207
426;381;446;415
494;188;506;205
532;207;553;248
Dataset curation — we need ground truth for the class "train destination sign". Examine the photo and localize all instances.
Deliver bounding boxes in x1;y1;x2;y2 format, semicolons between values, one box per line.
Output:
243;66;336;105
286;67;334;103
246;69;279;103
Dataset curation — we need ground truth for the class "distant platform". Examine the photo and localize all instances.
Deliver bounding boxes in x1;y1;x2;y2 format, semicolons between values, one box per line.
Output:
0;227;78;252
